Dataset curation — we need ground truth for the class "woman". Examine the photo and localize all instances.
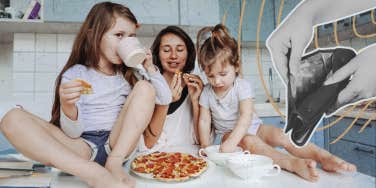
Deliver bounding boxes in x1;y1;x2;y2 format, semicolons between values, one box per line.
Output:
139;26;204;152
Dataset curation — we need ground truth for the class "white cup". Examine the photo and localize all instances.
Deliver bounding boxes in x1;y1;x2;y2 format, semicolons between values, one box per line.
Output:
226;154;281;181
117;37;146;68
198;145;250;166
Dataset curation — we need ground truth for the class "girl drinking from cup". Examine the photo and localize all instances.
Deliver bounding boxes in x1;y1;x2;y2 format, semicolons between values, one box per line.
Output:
0;2;170;188
197;24;356;182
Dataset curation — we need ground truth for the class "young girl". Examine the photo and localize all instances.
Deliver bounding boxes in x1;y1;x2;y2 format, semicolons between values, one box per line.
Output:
0;2;170;188
197;24;356;182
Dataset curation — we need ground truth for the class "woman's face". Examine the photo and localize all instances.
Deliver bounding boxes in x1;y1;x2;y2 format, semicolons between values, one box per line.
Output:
159;33;188;74
100;16;137;66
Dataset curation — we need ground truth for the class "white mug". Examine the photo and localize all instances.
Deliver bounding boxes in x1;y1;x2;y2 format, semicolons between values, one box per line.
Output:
198;145;250;166
117;37;146;68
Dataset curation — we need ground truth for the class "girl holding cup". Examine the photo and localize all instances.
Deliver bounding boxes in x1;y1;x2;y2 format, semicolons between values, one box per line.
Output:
0;2;170;188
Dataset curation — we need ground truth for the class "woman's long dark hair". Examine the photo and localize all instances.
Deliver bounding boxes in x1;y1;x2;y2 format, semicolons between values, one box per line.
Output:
151;26;196;73
50;2;138;127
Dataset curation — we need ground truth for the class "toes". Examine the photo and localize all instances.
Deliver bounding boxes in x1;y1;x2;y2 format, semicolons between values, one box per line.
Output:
306;160;317;168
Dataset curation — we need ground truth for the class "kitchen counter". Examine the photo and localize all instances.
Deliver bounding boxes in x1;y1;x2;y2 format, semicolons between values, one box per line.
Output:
254;103;286;117
1;146;374;188
332;106;375;120
254;103;376;120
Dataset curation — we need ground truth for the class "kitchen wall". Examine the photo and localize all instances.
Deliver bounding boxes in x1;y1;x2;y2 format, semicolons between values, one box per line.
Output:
0;31;279;120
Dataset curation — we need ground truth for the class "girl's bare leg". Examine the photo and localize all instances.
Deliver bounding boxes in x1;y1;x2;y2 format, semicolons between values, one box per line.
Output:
257;125;356;172
105;81;156;184
222;133;319;182
0;108;131;188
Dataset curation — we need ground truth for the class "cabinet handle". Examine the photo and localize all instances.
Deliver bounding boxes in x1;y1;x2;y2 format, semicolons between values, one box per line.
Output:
354;121;373;128
354;146;374;154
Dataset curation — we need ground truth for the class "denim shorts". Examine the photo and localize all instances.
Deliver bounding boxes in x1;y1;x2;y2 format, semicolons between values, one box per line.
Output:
81;130;111;166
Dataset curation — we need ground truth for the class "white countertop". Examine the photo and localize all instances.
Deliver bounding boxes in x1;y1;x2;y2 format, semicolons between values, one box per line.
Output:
1;146;374;188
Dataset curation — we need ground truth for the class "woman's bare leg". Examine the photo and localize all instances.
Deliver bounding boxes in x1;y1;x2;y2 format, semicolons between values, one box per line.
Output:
0;108;130;188
105;81;156;184
222;133;319;182
257;125;356;172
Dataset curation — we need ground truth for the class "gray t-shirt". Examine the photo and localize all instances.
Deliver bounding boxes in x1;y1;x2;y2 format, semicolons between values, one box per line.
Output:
199;77;262;135
60;64;171;137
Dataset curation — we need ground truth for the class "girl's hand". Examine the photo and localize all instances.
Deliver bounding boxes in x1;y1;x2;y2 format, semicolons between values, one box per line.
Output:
183;73;203;102
59;80;83;107
219;142;238;153
170;73;183;102
143;49;157;73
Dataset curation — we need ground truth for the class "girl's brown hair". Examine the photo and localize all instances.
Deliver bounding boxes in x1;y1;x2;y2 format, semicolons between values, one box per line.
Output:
50;2;138;127
196;24;240;75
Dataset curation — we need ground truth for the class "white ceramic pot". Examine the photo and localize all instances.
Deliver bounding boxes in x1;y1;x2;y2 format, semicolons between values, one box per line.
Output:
198;145;250;166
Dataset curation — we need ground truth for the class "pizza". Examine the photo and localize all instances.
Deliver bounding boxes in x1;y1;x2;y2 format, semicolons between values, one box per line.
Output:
131;152;208;182
74;78;93;94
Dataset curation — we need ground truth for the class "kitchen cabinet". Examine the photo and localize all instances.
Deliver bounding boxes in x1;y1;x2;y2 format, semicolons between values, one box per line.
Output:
324;116;376;176
261;116;325;148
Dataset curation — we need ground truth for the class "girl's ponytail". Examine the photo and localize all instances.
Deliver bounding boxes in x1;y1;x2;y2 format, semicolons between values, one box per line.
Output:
196;24;240;75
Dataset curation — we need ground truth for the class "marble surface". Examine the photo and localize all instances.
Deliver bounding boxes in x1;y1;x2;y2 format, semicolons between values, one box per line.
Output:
1;146;374;188
254;103;286;117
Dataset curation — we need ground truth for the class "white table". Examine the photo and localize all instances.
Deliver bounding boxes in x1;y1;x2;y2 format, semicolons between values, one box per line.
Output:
1;146;375;188
51;167;375;188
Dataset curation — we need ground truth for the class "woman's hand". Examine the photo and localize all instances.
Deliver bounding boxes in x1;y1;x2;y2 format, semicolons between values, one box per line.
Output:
143;49;157;73
170;73;183;102
183;73;204;102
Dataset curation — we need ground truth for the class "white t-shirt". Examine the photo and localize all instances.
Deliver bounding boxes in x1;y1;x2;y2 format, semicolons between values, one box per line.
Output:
138;96;198;153
60;64;171;137
199;77;263;135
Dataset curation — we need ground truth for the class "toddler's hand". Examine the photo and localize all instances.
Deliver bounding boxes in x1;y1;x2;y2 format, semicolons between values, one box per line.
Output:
219;142;237;153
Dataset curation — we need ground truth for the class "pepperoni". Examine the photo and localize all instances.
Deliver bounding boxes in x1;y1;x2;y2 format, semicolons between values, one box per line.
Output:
146;163;154;168
134;167;146;173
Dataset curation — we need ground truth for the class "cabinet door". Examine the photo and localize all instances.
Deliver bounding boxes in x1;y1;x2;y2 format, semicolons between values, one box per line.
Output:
260;117;325;148
329;117;375;146
0;131;16;154
329;140;376;176
261;117;285;129
44;0;98;22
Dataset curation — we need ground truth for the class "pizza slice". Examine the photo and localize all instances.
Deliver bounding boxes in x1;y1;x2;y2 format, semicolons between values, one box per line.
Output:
74;78;93;94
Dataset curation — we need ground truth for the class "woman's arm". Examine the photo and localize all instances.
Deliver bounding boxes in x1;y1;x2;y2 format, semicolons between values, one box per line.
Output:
198;106;212;148
183;73;204;144
191;99;200;144
220;98;253;153
143;104;169;148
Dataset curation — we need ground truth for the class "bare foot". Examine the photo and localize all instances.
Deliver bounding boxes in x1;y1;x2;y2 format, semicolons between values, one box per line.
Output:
290;158;319;182
105;157;136;187
89;170;133;188
320;154;356;172
92;178;133;188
